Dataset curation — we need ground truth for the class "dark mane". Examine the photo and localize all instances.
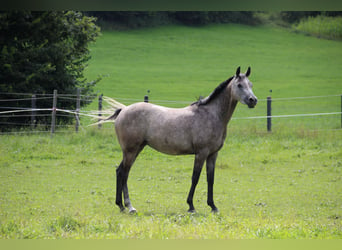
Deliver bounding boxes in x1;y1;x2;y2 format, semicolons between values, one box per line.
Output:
192;76;234;106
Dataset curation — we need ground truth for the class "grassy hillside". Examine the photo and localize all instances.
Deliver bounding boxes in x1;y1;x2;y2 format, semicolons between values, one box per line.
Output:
84;24;342;130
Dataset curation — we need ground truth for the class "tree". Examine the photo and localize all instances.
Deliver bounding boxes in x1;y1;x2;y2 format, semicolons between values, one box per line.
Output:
88;11;260;29
0;11;100;131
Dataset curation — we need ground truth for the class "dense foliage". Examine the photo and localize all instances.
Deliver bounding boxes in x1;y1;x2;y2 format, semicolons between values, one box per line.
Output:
281;11;342;23
294;15;342;40
88;11;342;29
0;11;100;130
88;11;260;29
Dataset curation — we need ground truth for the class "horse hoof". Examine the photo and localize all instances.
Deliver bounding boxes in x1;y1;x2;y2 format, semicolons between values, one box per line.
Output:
211;208;219;213
187;209;196;213
129;208;137;214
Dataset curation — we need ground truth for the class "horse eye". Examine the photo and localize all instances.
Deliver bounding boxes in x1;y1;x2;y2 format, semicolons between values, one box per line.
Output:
237;84;242;89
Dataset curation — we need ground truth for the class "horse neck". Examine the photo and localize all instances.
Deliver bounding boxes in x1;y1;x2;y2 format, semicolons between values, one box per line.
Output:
210;85;238;125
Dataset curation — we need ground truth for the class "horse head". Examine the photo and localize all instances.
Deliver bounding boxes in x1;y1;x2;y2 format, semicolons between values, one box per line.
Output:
230;66;257;108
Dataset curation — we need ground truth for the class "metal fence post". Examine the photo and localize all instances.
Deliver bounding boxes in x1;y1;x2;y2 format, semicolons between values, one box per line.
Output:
267;96;272;132
98;94;103;129
144;90;150;103
51;90;57;135
31;94;36;129
75;88;80;133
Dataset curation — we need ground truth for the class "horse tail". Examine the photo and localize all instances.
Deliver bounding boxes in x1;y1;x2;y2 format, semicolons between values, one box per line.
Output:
102;97;126;121
89;97;126;126
105;108;122;121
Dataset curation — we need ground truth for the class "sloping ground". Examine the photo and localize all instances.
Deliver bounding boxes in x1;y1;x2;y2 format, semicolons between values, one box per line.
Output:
84;24;342;130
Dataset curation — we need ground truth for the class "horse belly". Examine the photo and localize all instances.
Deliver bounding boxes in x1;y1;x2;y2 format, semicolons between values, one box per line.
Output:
147;132;194;155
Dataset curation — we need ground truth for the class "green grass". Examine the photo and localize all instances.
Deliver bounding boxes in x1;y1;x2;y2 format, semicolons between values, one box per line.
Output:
86;24;342;100
0;128;341;238
294;15;342;41
84;24;342;130
1;24;342;239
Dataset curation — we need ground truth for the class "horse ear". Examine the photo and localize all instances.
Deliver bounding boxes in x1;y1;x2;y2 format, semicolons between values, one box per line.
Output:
236;67;241;77
246;67;251;77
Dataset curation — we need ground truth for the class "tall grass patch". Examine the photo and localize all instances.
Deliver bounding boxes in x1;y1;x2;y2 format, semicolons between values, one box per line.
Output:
294;15;342;40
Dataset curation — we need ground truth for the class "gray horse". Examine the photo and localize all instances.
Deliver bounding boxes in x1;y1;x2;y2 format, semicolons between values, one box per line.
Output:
111;67;257;213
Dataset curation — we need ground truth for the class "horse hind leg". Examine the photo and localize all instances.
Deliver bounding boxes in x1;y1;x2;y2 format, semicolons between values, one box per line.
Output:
123;182;136;213
116;144;145;213
116;164;136;213
122;158;136;213
116;155;136;213
115;161;126;212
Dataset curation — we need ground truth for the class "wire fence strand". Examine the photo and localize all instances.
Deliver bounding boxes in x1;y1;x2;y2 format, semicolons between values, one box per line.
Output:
1;92;341;135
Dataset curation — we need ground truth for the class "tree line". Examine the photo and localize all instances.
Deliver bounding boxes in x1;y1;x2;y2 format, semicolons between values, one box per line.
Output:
0;11;100;131
87;11;342;29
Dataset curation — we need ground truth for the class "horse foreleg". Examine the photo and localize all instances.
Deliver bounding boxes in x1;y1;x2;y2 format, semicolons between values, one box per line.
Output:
187;153;206;213
206;152;218;213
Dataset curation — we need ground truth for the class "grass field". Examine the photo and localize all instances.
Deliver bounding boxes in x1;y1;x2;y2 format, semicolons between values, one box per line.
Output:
0;128;341;239
1;24;342;239
84;24;342;130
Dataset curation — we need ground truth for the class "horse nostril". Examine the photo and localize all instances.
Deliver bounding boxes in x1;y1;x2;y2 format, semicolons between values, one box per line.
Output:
249;97;255;103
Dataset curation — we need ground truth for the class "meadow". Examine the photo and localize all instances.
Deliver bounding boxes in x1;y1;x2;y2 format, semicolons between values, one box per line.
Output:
84;24;342;130
0;24;342;239
0;128;341;239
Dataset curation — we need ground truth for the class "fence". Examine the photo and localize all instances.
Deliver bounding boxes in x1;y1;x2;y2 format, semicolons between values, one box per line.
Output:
0;90;342;135
0;89;96;134
257;95;342;132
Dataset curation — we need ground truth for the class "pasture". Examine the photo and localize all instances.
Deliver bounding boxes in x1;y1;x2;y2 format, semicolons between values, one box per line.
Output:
1;24;342;239
0;128;341;239
84;24;342;131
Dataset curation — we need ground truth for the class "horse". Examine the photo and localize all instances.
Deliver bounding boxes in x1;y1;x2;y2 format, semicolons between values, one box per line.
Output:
109;67;257;213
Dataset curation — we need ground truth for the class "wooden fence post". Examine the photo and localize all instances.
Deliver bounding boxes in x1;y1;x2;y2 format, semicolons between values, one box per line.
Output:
98;94;103;129
75;88;80;133
31;94;36;129
51;90;57;135
267;96;272;132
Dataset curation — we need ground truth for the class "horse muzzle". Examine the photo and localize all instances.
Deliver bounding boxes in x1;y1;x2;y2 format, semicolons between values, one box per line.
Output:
246;96;258;108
